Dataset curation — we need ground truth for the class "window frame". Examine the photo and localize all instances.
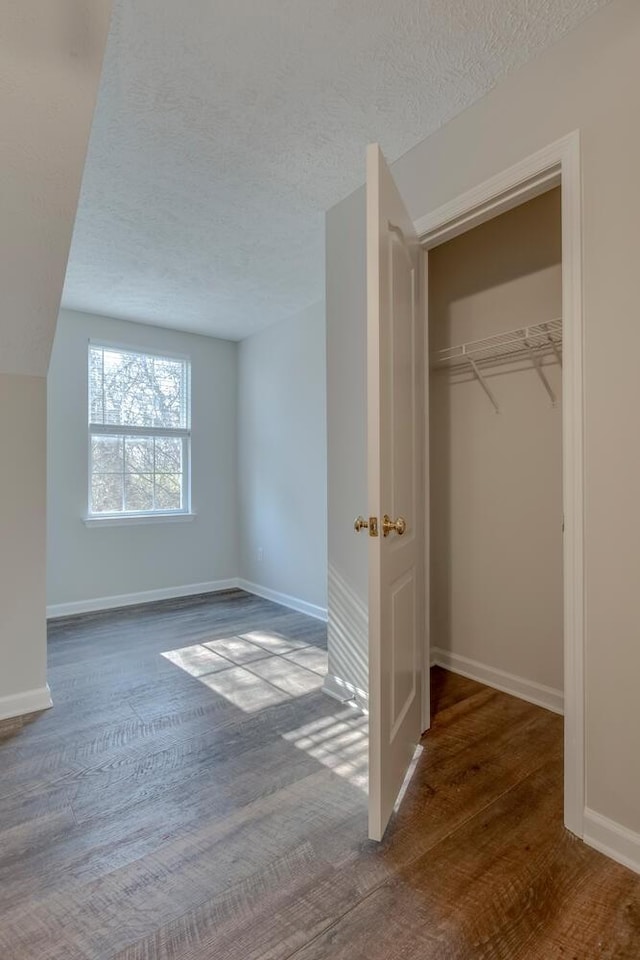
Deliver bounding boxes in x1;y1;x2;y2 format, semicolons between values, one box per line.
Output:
86;341;192;521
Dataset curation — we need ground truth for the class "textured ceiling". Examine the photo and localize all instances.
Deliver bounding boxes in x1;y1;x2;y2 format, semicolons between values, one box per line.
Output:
62;0;609;340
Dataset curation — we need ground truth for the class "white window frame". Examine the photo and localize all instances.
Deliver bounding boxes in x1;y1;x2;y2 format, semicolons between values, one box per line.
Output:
86;341;192;522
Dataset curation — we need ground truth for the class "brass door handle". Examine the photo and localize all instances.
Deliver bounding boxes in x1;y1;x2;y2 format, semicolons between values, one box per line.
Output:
354;516;379;536
382;514;407;537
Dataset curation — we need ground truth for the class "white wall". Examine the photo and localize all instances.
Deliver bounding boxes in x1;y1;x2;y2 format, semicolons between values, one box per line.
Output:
325;187;369;701
429;189;563;696
326;0;640;851
47;310;239;611
0;2;113;718
238;301;327;616
0;376;50;715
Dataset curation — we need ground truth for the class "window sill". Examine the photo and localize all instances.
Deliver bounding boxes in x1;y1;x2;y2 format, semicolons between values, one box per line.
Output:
83;513;196;528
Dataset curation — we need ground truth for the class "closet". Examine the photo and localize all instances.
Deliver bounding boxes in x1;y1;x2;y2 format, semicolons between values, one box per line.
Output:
428;187;564;706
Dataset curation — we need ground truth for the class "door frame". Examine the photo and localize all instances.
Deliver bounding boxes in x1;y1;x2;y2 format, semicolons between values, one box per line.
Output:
413;131;585;839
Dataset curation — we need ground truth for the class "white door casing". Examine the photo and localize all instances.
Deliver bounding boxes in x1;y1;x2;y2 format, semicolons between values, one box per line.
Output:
366;144;426;842
414;131;584;838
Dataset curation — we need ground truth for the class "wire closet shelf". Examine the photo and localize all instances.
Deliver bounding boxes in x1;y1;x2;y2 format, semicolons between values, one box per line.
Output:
432;318;562;413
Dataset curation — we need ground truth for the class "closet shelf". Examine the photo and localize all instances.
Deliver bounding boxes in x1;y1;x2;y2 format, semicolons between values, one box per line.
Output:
432;318;562;414
433;319;562;369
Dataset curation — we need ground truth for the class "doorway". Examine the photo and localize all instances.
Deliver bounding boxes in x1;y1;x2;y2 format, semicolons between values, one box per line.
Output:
415;133;584;837
427;184;564;745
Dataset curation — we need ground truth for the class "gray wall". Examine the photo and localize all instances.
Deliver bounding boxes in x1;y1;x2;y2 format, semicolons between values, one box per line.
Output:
238;301;327;613
47;310;239;609
325;0;640;839
429;189;563;693
0;2;113;718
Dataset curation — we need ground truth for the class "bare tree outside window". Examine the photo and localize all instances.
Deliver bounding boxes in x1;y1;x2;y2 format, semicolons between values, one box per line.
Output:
88;346;191;515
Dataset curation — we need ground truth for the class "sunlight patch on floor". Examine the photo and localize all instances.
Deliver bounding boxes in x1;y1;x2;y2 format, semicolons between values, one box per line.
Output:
162;634;367;787
161;644;233;677
199;665;292;711
161;634;327;713
282;707;369;792
239;630;307;655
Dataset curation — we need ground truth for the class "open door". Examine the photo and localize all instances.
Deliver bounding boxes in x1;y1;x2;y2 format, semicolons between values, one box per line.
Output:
366;144;427;841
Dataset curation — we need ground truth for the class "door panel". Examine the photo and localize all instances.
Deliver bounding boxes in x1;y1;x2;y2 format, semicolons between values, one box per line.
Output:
390;570;416;739
366;144;426;841
390;230;416;525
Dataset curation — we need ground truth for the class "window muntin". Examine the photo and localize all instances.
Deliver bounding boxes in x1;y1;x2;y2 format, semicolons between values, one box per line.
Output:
88;345;191;517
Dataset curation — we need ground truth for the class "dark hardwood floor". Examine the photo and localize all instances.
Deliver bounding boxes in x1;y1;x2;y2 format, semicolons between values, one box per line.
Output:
1;589;639;958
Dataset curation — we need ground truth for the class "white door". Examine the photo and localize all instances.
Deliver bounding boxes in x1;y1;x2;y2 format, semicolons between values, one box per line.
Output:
366;144;427;841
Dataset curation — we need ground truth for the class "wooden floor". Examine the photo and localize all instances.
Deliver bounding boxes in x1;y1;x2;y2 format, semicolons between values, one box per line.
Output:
1;590;639;959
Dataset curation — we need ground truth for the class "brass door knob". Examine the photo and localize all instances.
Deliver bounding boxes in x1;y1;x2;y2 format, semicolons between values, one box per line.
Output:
354;516;379;536
382;514;407;537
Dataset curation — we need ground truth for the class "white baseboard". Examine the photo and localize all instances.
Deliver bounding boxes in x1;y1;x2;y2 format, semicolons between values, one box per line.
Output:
584;808;640;876
432;647;564;715
46;580;240;619
322;673;368;712
0;685;53;721
47;577;328;622
237;579;328;622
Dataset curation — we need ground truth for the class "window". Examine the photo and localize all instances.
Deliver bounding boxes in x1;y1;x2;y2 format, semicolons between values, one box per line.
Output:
88;344;191;517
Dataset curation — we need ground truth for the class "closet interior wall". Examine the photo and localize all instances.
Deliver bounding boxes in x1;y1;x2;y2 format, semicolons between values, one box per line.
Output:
429;187;564;696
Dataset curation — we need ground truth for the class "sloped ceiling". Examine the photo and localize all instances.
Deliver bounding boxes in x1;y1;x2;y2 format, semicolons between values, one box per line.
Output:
62;0;610;340
0;1;113;376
